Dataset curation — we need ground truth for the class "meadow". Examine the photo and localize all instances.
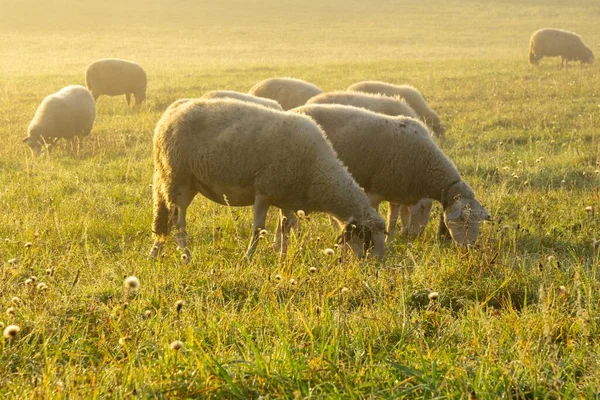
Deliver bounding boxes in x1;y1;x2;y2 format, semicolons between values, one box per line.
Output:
1;0;600;397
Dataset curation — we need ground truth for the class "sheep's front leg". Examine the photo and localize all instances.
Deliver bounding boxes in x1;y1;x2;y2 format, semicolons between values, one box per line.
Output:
246;195;270;260
388;203;402;243
274;209;298;257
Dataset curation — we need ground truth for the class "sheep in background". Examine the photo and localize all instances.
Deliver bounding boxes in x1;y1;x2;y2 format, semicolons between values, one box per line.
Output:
248;77;322;110
347;81;446;139
22;85;96;154
201;90;283;110
85;59;147;106
150;98;386;262
306;90;432;239
529;28;594;68
293;104;491;247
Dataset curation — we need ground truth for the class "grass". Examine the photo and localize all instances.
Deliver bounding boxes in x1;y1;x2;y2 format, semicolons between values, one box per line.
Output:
1;0;600;397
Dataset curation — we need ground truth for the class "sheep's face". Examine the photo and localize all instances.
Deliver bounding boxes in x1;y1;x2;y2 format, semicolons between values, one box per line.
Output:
582;49;595;64
22;127;43;154
337;215;386;259
404;198;433;237
443;197;491;246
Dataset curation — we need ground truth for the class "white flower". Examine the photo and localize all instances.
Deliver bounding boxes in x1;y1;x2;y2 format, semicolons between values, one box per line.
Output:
124;276;140;290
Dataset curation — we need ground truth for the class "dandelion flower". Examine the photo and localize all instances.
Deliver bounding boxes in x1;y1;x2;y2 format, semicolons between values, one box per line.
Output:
428;292;439;300
36;282;48;291
3;325;20;340
124;276;140;290
296;210;306;218
169;340;184;351
322;248;335;256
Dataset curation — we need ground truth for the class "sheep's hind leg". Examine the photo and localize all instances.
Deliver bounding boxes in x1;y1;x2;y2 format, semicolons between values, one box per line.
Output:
173;189;195;263
126;93;132;106
274;209;298;257
246;195;270;260
388;203;402;243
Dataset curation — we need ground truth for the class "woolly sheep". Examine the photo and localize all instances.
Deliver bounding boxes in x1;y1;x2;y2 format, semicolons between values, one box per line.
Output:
201;90;283;110
150;98;386;262
529;28;594;68
347;81;446;139
248;77;323;110
306;90;431;239
293;104;491;246
22;85;96;154
85;59;147;106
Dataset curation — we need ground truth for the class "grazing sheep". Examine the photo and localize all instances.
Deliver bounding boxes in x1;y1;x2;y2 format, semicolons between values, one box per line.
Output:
150;98;386;262
306;90;431;239
248;77;323;110
85;59;147;106
293;104;491;246
347;81;446;139
22;85;96;154
201;90;283;110
529;28;594;68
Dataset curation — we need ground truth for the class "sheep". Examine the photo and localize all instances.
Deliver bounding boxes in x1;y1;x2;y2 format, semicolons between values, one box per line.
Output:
529;28;594;68
85;59;147;106
248;77;323;110
201;90;283;110
22;85;96;154
150;98;386;262
306;91;431;240
292;104;491;246
347;81;446;139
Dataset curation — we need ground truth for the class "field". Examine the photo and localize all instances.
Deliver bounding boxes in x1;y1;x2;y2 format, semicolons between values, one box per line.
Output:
1;0;600;397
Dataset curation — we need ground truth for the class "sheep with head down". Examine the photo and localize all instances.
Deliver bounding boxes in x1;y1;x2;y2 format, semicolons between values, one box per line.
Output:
347;81;446;139
150;98;386;262
22;85;96;154
248;77;323;110
529;28;594;68
292;104;491;247
306;90;432;241
85;58;147;106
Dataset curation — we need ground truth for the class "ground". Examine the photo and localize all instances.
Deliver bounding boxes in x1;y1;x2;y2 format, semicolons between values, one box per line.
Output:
0;0;599;397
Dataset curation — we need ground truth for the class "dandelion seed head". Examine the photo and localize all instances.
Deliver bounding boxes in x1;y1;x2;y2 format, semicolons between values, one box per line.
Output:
6;307;16;316
124;276;140;290
296;210;305;218
118;337;128;346
585;206;593;213
274;274;282;281
11;297;21;305
340;287;350;294
144;310;152;318
8;258;19;265
322;248;335;256
180;253;189;262
36;282;48;291
169;340;184;351
24;242;32;248
3;325;20;339
289;278;297;286
309;266;317;274
175;300;185;313
428;291;439;300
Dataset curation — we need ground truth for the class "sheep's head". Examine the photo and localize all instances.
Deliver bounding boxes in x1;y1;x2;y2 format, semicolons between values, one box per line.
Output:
581;48;595;64
402;198;433;237
22;126;43;154
430;117;446;139
442;181;491;246
337;211;386;259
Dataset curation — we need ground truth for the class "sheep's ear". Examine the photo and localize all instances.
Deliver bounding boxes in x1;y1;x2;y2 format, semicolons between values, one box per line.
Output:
445;202;462;220
22;136;30;143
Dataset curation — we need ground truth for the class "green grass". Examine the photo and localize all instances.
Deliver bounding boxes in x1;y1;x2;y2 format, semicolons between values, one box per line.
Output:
1;0;600;397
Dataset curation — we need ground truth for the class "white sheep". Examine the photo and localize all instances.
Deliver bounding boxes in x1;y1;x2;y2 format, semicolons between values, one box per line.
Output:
201;90;283;110
347;81;446;139
150;98;386;262
306;90;431;240
22;85;96;154
529;28;594;68
292;104;491;246
85;59;147;106
248;77;323;110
